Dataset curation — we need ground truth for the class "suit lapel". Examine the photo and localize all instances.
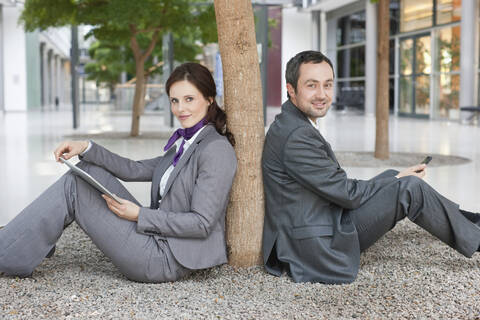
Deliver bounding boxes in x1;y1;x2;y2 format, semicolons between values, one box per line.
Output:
283;100;341;167
151;148;176;202
162;125;214;198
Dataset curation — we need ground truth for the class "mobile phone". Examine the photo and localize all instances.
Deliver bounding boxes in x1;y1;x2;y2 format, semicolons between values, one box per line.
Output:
415;156;432;173
420;156;432;165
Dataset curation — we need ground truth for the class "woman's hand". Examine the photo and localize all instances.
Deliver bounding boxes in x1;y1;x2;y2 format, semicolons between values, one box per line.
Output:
395;164;427;179
102;195;140;222
54;140;89;161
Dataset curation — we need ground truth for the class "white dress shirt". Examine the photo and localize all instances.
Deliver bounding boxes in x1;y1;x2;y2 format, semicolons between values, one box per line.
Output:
159;126;206;198
308;118;320;131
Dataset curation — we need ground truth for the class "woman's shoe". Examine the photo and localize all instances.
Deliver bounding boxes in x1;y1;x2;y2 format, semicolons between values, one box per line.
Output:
46;246;56;258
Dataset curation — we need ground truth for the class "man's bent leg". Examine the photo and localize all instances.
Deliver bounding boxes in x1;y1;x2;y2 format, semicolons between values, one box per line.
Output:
398;176;480;257
349;176;406;252
350;175;480;256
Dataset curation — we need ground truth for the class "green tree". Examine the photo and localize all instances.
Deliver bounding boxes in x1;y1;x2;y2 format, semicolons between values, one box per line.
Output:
20;0;217;136
84;41;131;90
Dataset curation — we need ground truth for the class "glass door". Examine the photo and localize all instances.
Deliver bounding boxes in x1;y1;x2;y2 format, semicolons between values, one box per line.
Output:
399;33;431;117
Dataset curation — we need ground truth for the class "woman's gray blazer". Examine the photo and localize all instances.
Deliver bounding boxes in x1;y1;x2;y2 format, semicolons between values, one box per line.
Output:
80;124;237;270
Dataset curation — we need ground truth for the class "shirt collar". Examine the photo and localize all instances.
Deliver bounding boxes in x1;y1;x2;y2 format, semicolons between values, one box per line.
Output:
174;125;206;150
308;118;320;131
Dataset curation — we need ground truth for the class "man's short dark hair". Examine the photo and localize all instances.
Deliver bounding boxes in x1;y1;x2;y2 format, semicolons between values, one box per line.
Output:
285;51;335;99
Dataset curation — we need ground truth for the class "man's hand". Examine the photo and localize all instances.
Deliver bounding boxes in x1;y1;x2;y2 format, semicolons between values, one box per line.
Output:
102;195;140;222
54;140;89;161
395;164;427;179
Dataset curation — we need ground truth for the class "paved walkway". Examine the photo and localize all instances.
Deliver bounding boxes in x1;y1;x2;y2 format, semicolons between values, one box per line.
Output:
1;107;479;226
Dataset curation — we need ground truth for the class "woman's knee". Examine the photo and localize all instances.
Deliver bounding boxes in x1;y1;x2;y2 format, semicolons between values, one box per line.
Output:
76;161;110;177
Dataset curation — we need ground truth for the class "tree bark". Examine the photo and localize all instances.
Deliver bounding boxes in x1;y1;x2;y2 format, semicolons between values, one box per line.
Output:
141;74;149;115
214;0;265;267
374;0;390;159
131;59;145;137
129;27;159;137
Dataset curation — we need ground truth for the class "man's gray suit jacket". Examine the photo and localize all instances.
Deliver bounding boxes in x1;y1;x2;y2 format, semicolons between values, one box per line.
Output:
262;101;398;284
80;124;237;270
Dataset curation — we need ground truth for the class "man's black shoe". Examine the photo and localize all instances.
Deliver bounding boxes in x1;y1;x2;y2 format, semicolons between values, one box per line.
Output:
461;209;480;227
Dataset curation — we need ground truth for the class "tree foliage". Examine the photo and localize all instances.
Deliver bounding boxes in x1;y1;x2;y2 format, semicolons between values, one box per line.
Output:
20;0;218;135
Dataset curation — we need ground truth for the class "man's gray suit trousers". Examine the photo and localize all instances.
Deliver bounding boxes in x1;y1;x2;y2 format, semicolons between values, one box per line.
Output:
350;170;480;256
0;162;191;282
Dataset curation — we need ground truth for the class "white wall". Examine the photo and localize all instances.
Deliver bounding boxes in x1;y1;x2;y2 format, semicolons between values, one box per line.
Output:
3;6;26;111
281;7;313;103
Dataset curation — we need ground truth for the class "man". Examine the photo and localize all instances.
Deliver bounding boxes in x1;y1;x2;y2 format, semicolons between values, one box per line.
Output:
262;50;480;284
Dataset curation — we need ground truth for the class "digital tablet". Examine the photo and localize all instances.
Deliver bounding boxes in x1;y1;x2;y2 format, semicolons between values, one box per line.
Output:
60;157;122;203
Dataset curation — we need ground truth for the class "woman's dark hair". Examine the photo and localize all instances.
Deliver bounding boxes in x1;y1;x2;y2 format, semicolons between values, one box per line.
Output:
165;62;235;146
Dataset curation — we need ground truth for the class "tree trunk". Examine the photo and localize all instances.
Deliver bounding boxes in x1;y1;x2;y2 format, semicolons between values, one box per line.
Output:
131;59;145;137
214;0;265;267
374;0;390;159
141;75;149;115
129;27;159;137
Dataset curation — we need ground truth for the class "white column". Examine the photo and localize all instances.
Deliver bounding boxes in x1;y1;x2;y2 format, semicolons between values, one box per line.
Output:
0;5;4;112
459;0;477;109
55;54;62;108
281;7;312;103
311;11;320;51
40;44;48;108
3;6;27;111
48;49;54;106
52;54;57;107
320;11;327;54
365;0;377;116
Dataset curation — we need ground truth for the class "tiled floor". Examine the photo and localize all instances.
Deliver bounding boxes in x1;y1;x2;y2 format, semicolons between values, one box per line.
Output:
1;106;479;226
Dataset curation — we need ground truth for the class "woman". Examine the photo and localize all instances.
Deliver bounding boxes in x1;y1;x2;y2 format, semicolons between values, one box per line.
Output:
0;62;237;283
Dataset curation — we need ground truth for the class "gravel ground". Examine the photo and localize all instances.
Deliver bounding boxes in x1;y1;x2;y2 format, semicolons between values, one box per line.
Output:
1;222;479;319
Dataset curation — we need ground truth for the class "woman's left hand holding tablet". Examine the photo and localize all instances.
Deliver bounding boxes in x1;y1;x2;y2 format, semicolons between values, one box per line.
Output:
102;195;140;222
54;140;89;161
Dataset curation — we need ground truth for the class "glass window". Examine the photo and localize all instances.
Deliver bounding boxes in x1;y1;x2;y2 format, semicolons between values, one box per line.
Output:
400;0;433;33
335;81;365;110
336;46;365;78
436;0;462;25
390;0;401;35
389;78;395;112
415;35;431;75
437;73;460;117
436;26;461;73
399;77;413;113
389;40;395;75
415;75;430;115
400;38;413;76
336;11;366;46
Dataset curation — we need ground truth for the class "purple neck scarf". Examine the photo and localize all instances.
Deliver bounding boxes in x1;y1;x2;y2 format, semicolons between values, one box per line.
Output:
164;117;207;166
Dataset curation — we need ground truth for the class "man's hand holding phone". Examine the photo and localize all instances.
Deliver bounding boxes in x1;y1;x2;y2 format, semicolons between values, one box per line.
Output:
395;156;432;179
415;156;432;172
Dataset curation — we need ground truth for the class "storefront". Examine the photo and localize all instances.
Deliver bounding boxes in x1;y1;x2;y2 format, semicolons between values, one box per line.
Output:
325;0;463;120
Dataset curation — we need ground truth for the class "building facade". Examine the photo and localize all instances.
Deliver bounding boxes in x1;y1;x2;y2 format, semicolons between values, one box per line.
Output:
277;0;476;121
0;1;71;112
